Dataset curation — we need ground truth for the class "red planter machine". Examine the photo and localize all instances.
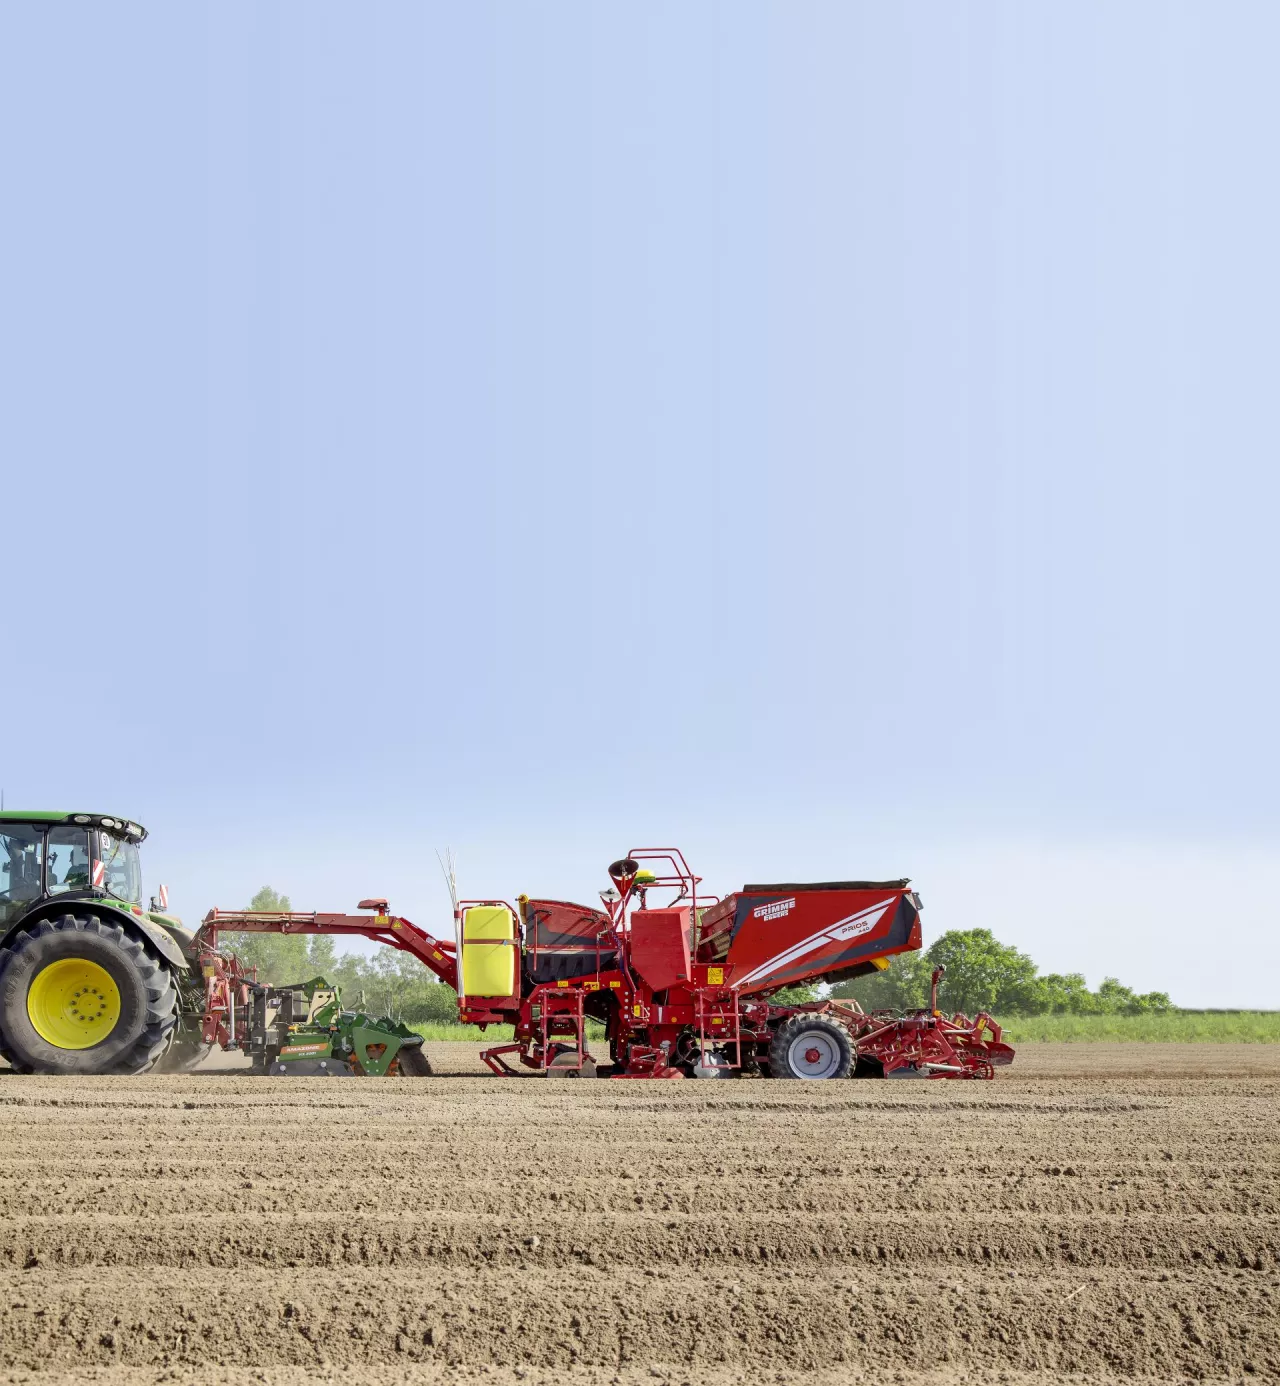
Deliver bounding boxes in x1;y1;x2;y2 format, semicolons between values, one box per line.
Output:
198;848;1013;1080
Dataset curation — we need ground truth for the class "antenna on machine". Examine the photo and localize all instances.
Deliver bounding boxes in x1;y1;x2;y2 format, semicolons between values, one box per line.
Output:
435;846;458;914
436;847;464;1005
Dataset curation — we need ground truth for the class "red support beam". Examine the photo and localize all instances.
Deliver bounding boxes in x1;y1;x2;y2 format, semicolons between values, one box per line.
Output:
199;906;458;991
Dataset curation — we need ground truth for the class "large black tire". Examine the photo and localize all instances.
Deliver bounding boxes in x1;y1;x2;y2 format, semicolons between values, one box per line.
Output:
0;913;179;1075
767;1015;854;1080
397;1043;433;1076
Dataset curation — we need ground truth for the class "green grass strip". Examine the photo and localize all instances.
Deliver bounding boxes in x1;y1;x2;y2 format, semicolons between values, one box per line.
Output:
993;1011;1280;1043
414;1012;1280;1045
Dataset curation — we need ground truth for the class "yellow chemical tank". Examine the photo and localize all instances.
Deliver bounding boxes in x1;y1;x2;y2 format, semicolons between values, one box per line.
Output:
461;905;517;998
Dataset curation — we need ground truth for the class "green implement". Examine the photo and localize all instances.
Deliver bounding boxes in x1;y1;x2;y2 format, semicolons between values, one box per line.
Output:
249;976;431;1077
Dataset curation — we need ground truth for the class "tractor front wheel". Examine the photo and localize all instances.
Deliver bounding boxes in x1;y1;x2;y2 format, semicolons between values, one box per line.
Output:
0;914;178;1075
767;1016;854;1080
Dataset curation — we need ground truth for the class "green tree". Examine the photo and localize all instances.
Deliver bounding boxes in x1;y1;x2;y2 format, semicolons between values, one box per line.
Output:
322;947;460;1023
924;929;1040;1015
215;891;464;1021
306;932;339;975
830;950;932;1012
1034;972;1097;1014
770;982;818;1005
834;931;1173;1017
1094;977;1171;1014
220;886;307;984
403;976;461;1024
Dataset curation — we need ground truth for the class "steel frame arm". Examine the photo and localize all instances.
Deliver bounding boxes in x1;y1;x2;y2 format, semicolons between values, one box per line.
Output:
198;906;458;990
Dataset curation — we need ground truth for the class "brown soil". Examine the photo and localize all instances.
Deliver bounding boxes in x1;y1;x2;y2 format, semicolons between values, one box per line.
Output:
0;1043;1276;1385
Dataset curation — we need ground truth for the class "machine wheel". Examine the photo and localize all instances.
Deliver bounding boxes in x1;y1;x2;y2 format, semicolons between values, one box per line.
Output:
0;1046;31;1074
687;1050;734;1078
397;1044;433;1076
0;913;178;1075
546;1049;589;1077
767;1016;854;1080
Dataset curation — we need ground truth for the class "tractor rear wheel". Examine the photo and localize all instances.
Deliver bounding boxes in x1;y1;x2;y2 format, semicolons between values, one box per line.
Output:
0;914;178;1075
767;1016;854;1080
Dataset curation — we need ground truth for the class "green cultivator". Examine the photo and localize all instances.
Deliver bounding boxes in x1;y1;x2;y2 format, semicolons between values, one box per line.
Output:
246;976;430;1077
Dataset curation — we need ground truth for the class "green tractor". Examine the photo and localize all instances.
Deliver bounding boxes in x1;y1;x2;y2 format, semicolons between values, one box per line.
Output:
0;812;191;1074
0;812;430;1077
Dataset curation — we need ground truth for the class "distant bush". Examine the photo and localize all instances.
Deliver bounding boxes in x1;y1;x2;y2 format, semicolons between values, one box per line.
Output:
832;928;1172;1017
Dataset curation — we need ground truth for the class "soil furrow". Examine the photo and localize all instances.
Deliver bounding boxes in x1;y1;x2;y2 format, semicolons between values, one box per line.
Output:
0;1042;1275;1383
1;1266;1276;1378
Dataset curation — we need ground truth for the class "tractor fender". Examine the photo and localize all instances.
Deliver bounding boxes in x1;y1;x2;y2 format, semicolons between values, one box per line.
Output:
1;901;191;976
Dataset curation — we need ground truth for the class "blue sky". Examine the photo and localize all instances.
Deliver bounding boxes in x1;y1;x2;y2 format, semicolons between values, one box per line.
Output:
2;4;1276;1005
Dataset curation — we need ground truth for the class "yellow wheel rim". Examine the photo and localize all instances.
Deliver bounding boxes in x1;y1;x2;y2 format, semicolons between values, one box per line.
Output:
27;958;122;1050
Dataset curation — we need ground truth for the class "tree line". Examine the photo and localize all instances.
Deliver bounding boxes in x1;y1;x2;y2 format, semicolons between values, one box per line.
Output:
831;927;1171;1016
223;889;1172;1023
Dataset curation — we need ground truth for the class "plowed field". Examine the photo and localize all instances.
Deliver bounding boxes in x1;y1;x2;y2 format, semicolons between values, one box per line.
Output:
0;1043;1276;1386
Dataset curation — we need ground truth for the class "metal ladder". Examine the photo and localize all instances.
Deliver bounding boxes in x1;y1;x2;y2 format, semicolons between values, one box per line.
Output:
537;986;592;1073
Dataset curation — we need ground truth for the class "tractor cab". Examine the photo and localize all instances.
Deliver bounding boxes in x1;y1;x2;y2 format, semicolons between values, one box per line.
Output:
0;812;147;927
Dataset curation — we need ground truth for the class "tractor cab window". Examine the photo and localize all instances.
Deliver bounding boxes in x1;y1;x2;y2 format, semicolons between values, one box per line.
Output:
46;827;91;895
95;831;142;905
0;826;44;924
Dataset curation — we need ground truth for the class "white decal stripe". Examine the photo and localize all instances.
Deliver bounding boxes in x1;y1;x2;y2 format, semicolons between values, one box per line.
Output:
737;908;888;984
733;897;895;989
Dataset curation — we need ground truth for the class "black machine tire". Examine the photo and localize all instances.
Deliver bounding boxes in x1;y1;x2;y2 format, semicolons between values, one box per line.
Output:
0;913;179;1075
0;1046;31;1074
397;1043;433;1076
767;1015;854;1080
